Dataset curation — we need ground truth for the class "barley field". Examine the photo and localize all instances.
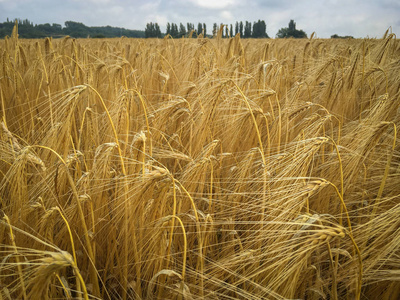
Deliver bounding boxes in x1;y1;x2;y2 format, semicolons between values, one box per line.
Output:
0;25;399;300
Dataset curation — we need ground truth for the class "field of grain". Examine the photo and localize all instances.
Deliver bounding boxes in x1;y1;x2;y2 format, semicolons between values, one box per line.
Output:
0;25;399;299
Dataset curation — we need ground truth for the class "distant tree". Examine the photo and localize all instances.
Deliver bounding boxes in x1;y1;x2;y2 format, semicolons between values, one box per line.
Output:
0;18;145;38
179;23;187;37
288;19;296;32
21;19;30;26
252;20;269;38
235;21;239;36
64;21;86;30
331;34;354;39
239;21;243;37
166;22;171;36
276;19;307;38
276;27;289;38
203;23;207;37
145;22;161;38
244;21;251;38
145;22;153;38
294;29;307;38
197;22;203;36
225;25;229;38
230;24;233;38
170;23;179;38
213;23;218;37
93;33;106;38
186;22;196;37
154;23;161;38
2;18;44;38
253;21;259;38
36;23;55;36
64;21;90;37
52;23;62;31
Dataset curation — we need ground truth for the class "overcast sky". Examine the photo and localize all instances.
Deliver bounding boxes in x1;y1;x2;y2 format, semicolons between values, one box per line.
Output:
1;0;399;38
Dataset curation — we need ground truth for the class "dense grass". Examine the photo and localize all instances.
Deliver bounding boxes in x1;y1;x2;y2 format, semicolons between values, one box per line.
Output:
0;26;399;299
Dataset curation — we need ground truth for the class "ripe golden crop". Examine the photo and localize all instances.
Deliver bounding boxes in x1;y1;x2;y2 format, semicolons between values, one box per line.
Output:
0;27;399;299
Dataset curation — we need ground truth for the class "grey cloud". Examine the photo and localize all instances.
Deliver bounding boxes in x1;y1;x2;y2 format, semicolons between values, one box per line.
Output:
0;0;398;38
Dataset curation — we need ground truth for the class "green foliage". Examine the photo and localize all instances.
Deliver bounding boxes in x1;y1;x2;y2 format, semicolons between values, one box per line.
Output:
0;18;145;38
187;23;196;37
239;21;244;37
166;19;269;39
145;22;162;38
252;20;269;38
244;21;251;38
91;25;145;38
276;27;289;38
213;23;218;37
331;34;354;39
92;34;106;38
197;23;203;36
164;22;197;38
171;23;179;38
0;19;55;38
276;19;307;38
179;23;187;38
63;21;90;38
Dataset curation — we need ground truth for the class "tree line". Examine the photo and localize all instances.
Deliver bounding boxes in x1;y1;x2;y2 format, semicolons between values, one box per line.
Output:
276;20;306;38
0;18;145;38
147;20;310;39
159;22;207;38
3;18;355;40
146;20;270;38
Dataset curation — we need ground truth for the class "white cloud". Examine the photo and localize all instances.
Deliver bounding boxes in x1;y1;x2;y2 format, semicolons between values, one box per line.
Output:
188;0;237;10
71;0;112;4
220;10;233;21
0;0;399;38
107;5;124;15
140;0;161;11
